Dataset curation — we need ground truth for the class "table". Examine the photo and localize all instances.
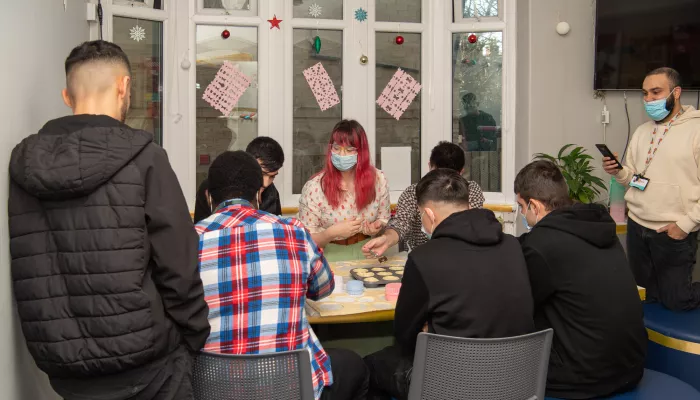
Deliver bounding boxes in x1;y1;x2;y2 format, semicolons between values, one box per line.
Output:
306;254;646;325
306;254;408;324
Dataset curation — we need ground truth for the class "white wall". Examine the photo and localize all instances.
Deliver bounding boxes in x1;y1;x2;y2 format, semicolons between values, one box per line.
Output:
516;0;699;179
0;1;88;399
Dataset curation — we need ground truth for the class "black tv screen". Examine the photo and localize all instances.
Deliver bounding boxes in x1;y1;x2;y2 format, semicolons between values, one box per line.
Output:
594;0;700;90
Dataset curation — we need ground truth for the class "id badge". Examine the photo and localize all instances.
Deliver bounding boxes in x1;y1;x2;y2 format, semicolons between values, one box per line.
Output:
629;174;650;191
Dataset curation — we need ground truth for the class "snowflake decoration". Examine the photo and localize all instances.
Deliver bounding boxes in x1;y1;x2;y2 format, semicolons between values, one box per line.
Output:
309;3;322;18
354;8;368;22
129;25;146;42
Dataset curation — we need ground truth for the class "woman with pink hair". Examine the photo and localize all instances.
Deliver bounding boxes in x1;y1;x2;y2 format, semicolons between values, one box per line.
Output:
298;119;391;261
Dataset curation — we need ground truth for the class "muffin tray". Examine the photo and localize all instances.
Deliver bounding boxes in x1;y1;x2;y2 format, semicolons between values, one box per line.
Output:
350;266;404;288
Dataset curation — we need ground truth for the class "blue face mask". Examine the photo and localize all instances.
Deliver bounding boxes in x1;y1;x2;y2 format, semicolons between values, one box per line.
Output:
421;225;432;240
644;90;675;122
520;214;532;231
331;153;357;171
519;202;537;231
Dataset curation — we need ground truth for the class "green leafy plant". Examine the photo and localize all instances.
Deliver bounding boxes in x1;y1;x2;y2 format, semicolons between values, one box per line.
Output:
533;144;607;204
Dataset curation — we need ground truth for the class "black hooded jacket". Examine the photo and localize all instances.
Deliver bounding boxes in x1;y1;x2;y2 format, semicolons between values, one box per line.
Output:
394;208;535;355
8;115;210;383
519;203;646;399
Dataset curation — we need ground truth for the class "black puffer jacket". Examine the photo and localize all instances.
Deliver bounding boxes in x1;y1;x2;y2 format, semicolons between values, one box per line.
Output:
8;115;210;379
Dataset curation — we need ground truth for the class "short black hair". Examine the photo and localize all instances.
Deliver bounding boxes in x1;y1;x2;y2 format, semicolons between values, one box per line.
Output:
246;136;285;172
416;168;471;207
65;40;131;77
462;93;477;104
208;151;263;205
514;160;572;210
646;67;682;89
429;141;465;171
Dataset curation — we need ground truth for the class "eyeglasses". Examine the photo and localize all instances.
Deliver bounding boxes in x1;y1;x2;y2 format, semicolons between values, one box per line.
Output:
331;143;358;155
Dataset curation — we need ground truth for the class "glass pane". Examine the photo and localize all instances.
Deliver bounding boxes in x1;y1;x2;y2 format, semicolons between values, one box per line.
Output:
462;0;499;18
452;32;502;192
376;0;421;23
293;29;343;194
196;26;259;191
113;0;163;10
375;32;421;186
293;0;343;20
203;0;253;12
113;17;163;144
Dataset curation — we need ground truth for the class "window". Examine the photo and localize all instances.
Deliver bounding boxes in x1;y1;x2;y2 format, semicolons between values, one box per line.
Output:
376;0;421;23
195;25;259;190
114;0;163;9
452;32;503;192
375;32;421;185
112;16;164;144
292;29;343;194
107;0;516;211
458;0;500;19
293;0;343;20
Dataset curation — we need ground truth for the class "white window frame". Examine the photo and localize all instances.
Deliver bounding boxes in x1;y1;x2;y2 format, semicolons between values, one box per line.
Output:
196;0;258;17
95;0;171;149
444;0;516;206
98;0;516;211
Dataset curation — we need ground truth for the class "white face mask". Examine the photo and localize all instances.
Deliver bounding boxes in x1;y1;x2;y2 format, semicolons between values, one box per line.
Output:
421;210;435;239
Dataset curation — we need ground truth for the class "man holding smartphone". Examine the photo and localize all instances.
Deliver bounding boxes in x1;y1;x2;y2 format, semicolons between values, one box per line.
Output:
603;67;700;311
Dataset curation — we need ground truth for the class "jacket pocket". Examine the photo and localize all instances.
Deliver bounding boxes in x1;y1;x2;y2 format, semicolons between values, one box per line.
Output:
629;181;685;221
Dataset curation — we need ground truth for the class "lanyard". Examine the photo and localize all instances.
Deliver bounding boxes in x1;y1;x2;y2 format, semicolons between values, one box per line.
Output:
642;110;683;176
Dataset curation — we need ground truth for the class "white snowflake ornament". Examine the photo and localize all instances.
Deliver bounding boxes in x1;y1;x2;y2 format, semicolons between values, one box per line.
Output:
130;25;146;42
309;3;322;18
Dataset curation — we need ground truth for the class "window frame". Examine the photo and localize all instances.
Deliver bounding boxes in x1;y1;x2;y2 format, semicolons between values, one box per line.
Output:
445;0;516;205
98;0;517;212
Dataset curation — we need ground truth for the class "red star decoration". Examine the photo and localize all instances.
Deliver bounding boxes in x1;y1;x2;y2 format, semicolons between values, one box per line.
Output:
268;15;282;30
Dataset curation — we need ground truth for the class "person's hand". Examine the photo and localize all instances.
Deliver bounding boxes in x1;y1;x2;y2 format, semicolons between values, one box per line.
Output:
603;152;621;176
362;235;390;258
328;218;363;239
658;223;689;241
362;220;385;236
421;322;429;333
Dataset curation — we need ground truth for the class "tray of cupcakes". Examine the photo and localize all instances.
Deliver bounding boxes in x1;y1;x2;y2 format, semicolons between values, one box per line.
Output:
349;266;404;288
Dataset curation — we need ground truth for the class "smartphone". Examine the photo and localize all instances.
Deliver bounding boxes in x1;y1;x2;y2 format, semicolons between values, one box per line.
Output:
595;144;623;170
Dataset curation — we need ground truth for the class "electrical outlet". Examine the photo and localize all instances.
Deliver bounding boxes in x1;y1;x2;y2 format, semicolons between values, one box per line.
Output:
601;106;610;124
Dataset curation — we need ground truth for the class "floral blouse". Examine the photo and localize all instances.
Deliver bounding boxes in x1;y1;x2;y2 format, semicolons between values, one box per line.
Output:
298;169;391;234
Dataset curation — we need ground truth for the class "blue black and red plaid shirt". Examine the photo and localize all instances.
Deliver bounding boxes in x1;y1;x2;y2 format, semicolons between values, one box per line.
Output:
195;199;335;399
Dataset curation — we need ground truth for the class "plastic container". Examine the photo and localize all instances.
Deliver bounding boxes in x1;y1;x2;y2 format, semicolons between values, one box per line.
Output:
385;283;401;301
346;280;365;296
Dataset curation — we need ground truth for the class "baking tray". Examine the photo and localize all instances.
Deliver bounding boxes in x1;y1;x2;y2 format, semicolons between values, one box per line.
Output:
350;266;404;288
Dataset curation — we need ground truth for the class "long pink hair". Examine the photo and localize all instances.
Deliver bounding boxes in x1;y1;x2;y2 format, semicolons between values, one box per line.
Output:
319;120;377;210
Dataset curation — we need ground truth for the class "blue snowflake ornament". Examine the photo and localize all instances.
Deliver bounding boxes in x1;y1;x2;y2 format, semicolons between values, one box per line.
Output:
354;8;368;22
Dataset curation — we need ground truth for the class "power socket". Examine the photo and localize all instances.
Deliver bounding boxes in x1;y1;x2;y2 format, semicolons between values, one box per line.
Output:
601;106;610;124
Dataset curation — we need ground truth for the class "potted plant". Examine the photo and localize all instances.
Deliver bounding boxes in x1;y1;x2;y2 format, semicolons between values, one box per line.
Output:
533;144;607;204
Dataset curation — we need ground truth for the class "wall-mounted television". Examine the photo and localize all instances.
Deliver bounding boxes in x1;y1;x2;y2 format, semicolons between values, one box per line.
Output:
594;0;700;90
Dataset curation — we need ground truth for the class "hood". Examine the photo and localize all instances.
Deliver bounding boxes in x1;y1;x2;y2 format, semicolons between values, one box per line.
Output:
9;115;152;200
534;203;616;248
672;105;700;126
432;208;503;246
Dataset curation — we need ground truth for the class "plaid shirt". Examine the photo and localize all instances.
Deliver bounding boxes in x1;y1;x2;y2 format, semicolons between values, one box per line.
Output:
387;181;486;251
195;199;335;399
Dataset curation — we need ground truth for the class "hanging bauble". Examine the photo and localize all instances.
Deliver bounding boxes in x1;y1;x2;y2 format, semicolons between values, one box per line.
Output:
222;29;231;39
360;54;368;65
468;34;478;44
313;36;322;54
395;35;404;45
